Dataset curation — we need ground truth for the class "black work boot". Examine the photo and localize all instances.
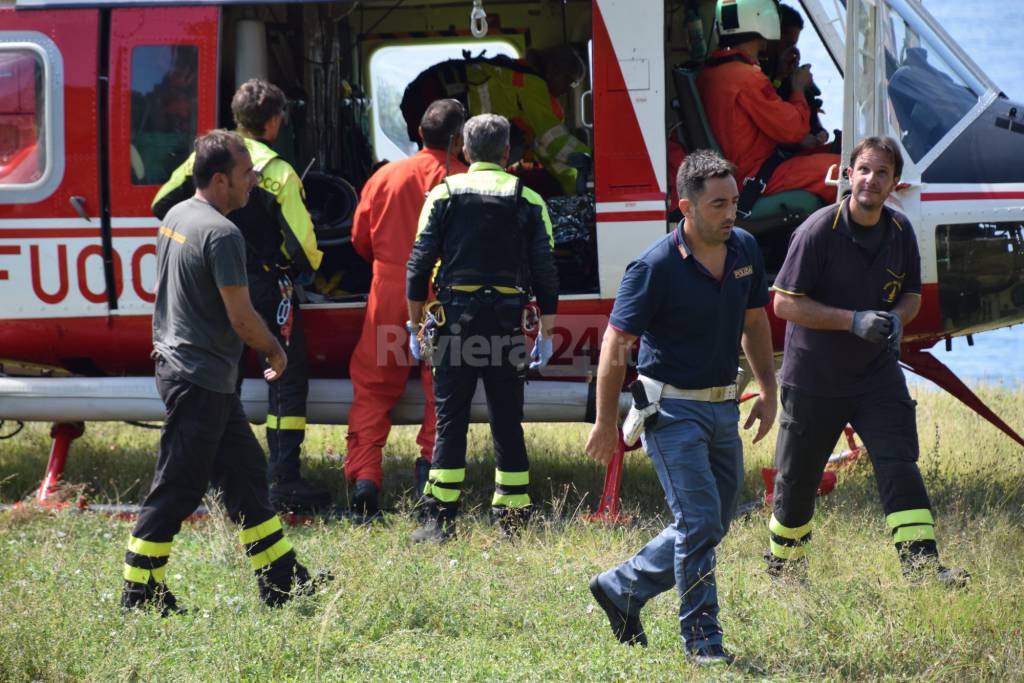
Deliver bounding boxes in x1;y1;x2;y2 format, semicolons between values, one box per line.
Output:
490;505;532;540
588;575;647;646
898;541;970;589
687;644;736;667
121;578;187;617
350;480;383;524
269;477;332;515
411;499;457;544
764;551;809;584
257;556;333;607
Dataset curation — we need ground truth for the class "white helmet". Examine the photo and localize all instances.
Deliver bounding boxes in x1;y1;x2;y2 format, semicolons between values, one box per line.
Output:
716;0;781;41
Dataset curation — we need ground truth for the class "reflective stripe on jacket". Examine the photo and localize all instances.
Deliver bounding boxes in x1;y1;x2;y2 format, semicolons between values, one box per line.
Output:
151;138;322;273
465;61;589;195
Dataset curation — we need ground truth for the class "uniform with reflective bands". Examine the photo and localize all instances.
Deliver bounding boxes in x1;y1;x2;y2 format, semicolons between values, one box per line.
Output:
124;197;307;608
152;137;322;490
407;162;558;528
768;198;944;572
401;56;589;195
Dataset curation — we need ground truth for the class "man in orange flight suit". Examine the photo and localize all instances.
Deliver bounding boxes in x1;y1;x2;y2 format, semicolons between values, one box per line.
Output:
698;0;838;208
344;99;468;520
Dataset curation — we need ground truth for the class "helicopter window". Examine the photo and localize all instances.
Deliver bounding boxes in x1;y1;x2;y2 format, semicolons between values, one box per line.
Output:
936;222;1024;332
882;1;983;163
367;40;519;162
129;45;198;186
0;48;45;188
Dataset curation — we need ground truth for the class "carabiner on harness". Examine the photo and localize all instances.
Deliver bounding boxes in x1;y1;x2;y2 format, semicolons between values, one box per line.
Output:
276;274;295;346
418;300;446;360
521;302;541;334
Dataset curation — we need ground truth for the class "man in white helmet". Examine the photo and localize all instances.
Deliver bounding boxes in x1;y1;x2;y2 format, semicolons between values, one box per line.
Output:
698;0;839;214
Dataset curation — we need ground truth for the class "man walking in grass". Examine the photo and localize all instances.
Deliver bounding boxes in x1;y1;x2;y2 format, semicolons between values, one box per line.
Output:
767;136;969;586
121;130;323;615
585;150;778;666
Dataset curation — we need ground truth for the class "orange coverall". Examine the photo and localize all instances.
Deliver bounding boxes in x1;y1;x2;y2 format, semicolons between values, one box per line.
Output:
697;49;838;204
346;148;467;488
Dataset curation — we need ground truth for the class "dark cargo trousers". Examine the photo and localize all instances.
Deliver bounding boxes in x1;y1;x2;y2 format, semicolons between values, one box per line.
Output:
769;379;938;565
247;269;309;484
123;359;298;590
422;293;532;518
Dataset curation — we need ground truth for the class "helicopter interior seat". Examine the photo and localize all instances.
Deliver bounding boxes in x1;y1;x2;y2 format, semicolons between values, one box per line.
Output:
670;65;823;235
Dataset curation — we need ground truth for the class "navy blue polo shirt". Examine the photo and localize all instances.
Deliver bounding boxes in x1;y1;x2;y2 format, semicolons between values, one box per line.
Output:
774;198;921;396
609;222;770;389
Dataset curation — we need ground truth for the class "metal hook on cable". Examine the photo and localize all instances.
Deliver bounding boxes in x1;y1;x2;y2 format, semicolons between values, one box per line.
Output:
470;0;488;38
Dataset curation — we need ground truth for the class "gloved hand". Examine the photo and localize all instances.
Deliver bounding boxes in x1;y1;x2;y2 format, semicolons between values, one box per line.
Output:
529;334;554;370
883;311;903;357
406;321;422;361
850;310;893;345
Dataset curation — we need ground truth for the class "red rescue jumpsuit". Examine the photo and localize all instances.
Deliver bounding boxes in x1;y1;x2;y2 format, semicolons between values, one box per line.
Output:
346;148;468;488
698;49;838;204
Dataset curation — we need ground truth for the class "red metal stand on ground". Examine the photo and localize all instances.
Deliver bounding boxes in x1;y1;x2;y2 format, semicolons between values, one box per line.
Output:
588;431;631;524
35;422;85;505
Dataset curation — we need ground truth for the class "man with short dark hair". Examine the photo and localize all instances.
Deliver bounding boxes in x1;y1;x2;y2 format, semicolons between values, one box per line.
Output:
406;113;559;543
121;130;321;614
768;136;969;586
344;99;468;520
586;149;777;666
153;79;329;514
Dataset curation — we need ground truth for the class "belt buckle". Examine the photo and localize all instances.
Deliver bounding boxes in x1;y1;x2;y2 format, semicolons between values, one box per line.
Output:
709;386;724;402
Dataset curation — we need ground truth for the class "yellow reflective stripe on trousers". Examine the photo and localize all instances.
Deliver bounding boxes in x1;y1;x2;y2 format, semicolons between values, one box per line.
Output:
495;470;529;486
127;536;172;557
492;493;531;508
431;486;462;503
886;508;934;529
266;415;306;431
769;539;807;561
123;564;150;584
151;565;167;583
893;525;936;544
239;516;283;545
768;514;813;541
248;537;294;571
429;468;466;484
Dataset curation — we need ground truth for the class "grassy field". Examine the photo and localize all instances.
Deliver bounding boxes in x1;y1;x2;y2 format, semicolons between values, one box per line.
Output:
0;386;1022;681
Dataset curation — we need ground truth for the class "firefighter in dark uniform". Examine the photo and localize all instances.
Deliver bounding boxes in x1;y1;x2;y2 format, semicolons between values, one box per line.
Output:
406;113;559;543
152;79;329;513
769;136;968;586
122;130;321;613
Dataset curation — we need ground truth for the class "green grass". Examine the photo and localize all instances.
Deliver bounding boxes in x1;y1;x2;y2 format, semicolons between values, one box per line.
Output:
0;386;1022;681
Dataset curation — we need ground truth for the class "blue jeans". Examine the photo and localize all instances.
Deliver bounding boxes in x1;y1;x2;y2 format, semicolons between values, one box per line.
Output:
597;398;744;652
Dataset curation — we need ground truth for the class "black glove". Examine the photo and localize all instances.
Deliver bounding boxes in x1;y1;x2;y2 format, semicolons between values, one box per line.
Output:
882;311;903;357
850;310;893;344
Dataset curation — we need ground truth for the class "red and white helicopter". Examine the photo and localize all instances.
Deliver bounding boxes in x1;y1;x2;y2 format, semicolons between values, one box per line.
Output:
0;0;1021;511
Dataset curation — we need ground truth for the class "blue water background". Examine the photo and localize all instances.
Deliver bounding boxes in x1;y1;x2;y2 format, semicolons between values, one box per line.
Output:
908;326;1024;388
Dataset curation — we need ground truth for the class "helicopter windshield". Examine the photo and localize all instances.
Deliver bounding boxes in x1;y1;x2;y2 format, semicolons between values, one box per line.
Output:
882;0;989;163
